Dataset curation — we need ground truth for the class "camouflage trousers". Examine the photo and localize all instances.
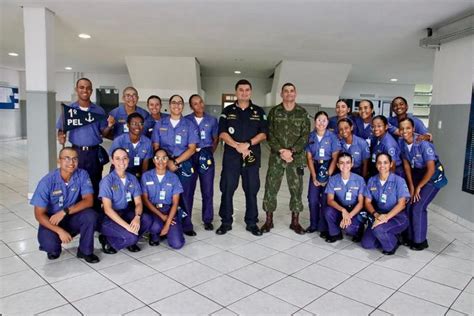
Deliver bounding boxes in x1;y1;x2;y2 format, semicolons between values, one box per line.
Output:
263;153;304;213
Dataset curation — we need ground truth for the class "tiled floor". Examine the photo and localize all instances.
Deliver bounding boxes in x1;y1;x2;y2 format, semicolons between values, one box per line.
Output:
0;139;473;315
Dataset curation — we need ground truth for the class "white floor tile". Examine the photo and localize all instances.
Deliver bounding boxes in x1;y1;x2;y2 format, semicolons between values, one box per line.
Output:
379;291;448;315
72;287;144;314
336;242;384;262
450;291;473;315
37;304;82;315
256;233;302;251
416;264;472;290
227;291;299;315
198;251;252;273
293;263;350;290
374;254;427;275
165;261;222;287
283;242;334;262
211;308;238;316
33;257;94;283
175;240;223;260
125;306;160;315
317;253;370;275
228;242;278;261
7;237;41;254
263;276;327;308
193;275;257;306
84;250;133;270
0;226;37;242
333;277;395;307
0;269;46;298
0;255;29;276
123;272;186;304
150;289;221;315
99;260;157;285
139;249;193;272
442;240;474;261
259;252;312;274
229;263;286;289
399;276;461;307
430;254;474;276
204;234;250;250
20;249;74;267
445;309;469;316
0;285;67;315
465;279;474;294
304;291;374;316
355;264;411;290
305;234;352;251
51;271;117;302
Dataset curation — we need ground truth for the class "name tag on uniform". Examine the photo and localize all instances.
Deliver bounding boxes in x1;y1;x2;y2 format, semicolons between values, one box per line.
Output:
134;156;140;166
380;193;387;204
146;181;154;185
52;190;62;196
372;153;376;163
126;192;132;202
319;148;325;157
345;191;352;201
159;190;166;200
156;203;163;208
334;187;342;191
58;196;64;208
366;139;371;147
175;135;182;144
200;130;206;140
123;124;129;133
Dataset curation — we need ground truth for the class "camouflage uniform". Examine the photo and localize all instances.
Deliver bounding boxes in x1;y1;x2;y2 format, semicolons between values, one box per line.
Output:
263;103;311;213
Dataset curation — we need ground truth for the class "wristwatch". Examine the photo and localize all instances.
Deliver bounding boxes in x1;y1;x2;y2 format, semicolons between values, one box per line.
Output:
63;207;70;216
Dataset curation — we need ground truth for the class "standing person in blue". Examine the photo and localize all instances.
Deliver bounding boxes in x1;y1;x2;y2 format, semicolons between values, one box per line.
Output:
399;118;447;251
185;94;219;231
216;79;268;236
353;99;375;146
145;95;169;138
338;118;370;178
141;149;185;249
31;147;99;263
370;115;403;177
362;153;410;255
57;78;113;212
324;153;367;243
388;96;432;141
305;111;341;237
98;148;153;253
151;94;199;236
107;86;152;139
109;113;153;179
328;99;354;136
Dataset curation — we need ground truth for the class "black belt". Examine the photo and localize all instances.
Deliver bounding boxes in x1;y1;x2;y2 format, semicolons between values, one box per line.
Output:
73;144;100;151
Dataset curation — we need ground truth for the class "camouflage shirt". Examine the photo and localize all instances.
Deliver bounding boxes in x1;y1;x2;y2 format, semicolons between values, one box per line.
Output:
267;103;311;165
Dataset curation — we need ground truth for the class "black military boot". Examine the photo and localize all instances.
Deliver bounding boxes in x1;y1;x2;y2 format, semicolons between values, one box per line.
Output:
260;212;274;233
289;212;305;235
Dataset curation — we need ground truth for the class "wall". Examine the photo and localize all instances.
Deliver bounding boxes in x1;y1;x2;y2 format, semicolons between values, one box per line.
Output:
0;67;22;138
341;81;416;108
429;35;474;224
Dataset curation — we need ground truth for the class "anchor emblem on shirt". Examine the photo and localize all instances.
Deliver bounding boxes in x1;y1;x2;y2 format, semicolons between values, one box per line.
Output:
85;113;95;123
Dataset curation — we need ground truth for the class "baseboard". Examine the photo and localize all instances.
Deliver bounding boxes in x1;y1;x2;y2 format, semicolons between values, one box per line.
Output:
429;203;474;231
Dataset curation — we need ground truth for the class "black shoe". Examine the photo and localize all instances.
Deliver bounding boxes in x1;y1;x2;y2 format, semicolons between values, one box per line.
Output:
77;250;100;263
410;240;429;251
399;234;411;247
319;231;329;239
246;226;263;236
47;253;60;260
184;230;197;237
325;233;343;243
204;223;214;231
99;234;117;254
382;244;399;255
216;225;232;235
127;244;141;252
305;226;318;233
149;239;160;246
351;234;363;243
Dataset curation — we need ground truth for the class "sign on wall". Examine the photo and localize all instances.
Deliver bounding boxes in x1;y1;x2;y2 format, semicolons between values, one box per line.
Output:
0;86;19;109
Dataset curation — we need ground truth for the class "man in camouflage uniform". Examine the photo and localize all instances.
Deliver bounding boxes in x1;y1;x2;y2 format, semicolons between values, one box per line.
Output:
261;83;311;234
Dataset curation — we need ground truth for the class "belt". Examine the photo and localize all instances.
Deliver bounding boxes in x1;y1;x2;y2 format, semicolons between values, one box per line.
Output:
73;144;100;151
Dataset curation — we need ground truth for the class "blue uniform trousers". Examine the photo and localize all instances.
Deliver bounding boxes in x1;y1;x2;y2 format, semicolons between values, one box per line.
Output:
307;181;328;232
38;208;97;256
74;146;103;212
101;207;153;250
176;168;195;233
149;205;185;249
325;206;363;237
361;212;408;252
189;151;215;225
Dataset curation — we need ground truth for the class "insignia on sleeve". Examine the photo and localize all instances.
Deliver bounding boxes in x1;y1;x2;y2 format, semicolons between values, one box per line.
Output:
228;127;235;134
220;114;227;119
388;148;396;156
427;148;434;155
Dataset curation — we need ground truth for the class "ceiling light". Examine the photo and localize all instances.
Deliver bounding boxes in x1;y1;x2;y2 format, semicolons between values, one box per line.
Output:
390;78;398;82
64;66;72;70
8;52;19;57
234;70;241;74
78;33;91;39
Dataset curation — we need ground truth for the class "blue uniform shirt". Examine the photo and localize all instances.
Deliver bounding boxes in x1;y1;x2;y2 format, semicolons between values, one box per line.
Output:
388;114;429;136
306;130;341;161
364;173;410;213
141;170;183;205
109;134;153;170
371;132;402;166
151;116;200;157
99;171;142;210
146;113;170;137
108;104;151;138
56;102;107;146
400;136;438;169
353;116;373;145
185;113;218;149
340;135;370;169
325;173;366;206
30;168;93;215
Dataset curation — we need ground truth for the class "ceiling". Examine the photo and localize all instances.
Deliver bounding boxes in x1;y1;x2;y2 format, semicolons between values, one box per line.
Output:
0;0;472;84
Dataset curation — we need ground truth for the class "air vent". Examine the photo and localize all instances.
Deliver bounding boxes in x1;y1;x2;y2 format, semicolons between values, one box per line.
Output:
360;94;376;98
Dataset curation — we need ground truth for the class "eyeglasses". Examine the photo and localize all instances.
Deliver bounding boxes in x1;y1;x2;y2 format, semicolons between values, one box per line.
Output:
170;101;184;106
60;156;79;163
129;122;144;127
124;94;138;99
153;156;169;162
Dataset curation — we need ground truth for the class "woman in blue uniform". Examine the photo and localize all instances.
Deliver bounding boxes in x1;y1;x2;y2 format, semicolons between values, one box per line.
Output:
141;149;185;249
145;95;169;138
324;153;367;243
337;118;370;178
389;96;431;141
328;99;354;135
306;111;341;236
109;113;153;179
151;94;199;236
98;148;153;253
370;115;403;177
353;99;374;145
361;153;410;255
399;118;447;250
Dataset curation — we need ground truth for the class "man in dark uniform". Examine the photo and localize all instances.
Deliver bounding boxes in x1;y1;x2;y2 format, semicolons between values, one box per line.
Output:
57;78;113;212
216;79;268;236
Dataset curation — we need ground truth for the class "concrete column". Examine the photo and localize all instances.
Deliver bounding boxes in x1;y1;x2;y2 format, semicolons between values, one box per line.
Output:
23;7;57;198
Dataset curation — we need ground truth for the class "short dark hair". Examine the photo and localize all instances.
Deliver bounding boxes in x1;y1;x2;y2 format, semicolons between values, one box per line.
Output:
360;99;374;110
147;95;162;105
111;147;129;159
59;146;78;157
399;117;415;127
169;94;184;105
372;115;388;126
127;112;144;124
314;111;329;121
188;94;202;106
337;152;353;163
376;152;392;163
337;117;353;127
76;78;92;88
281;82;296;91
153;148;169;157
336;99;352;112
235;79;252;90
391;96;408;108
